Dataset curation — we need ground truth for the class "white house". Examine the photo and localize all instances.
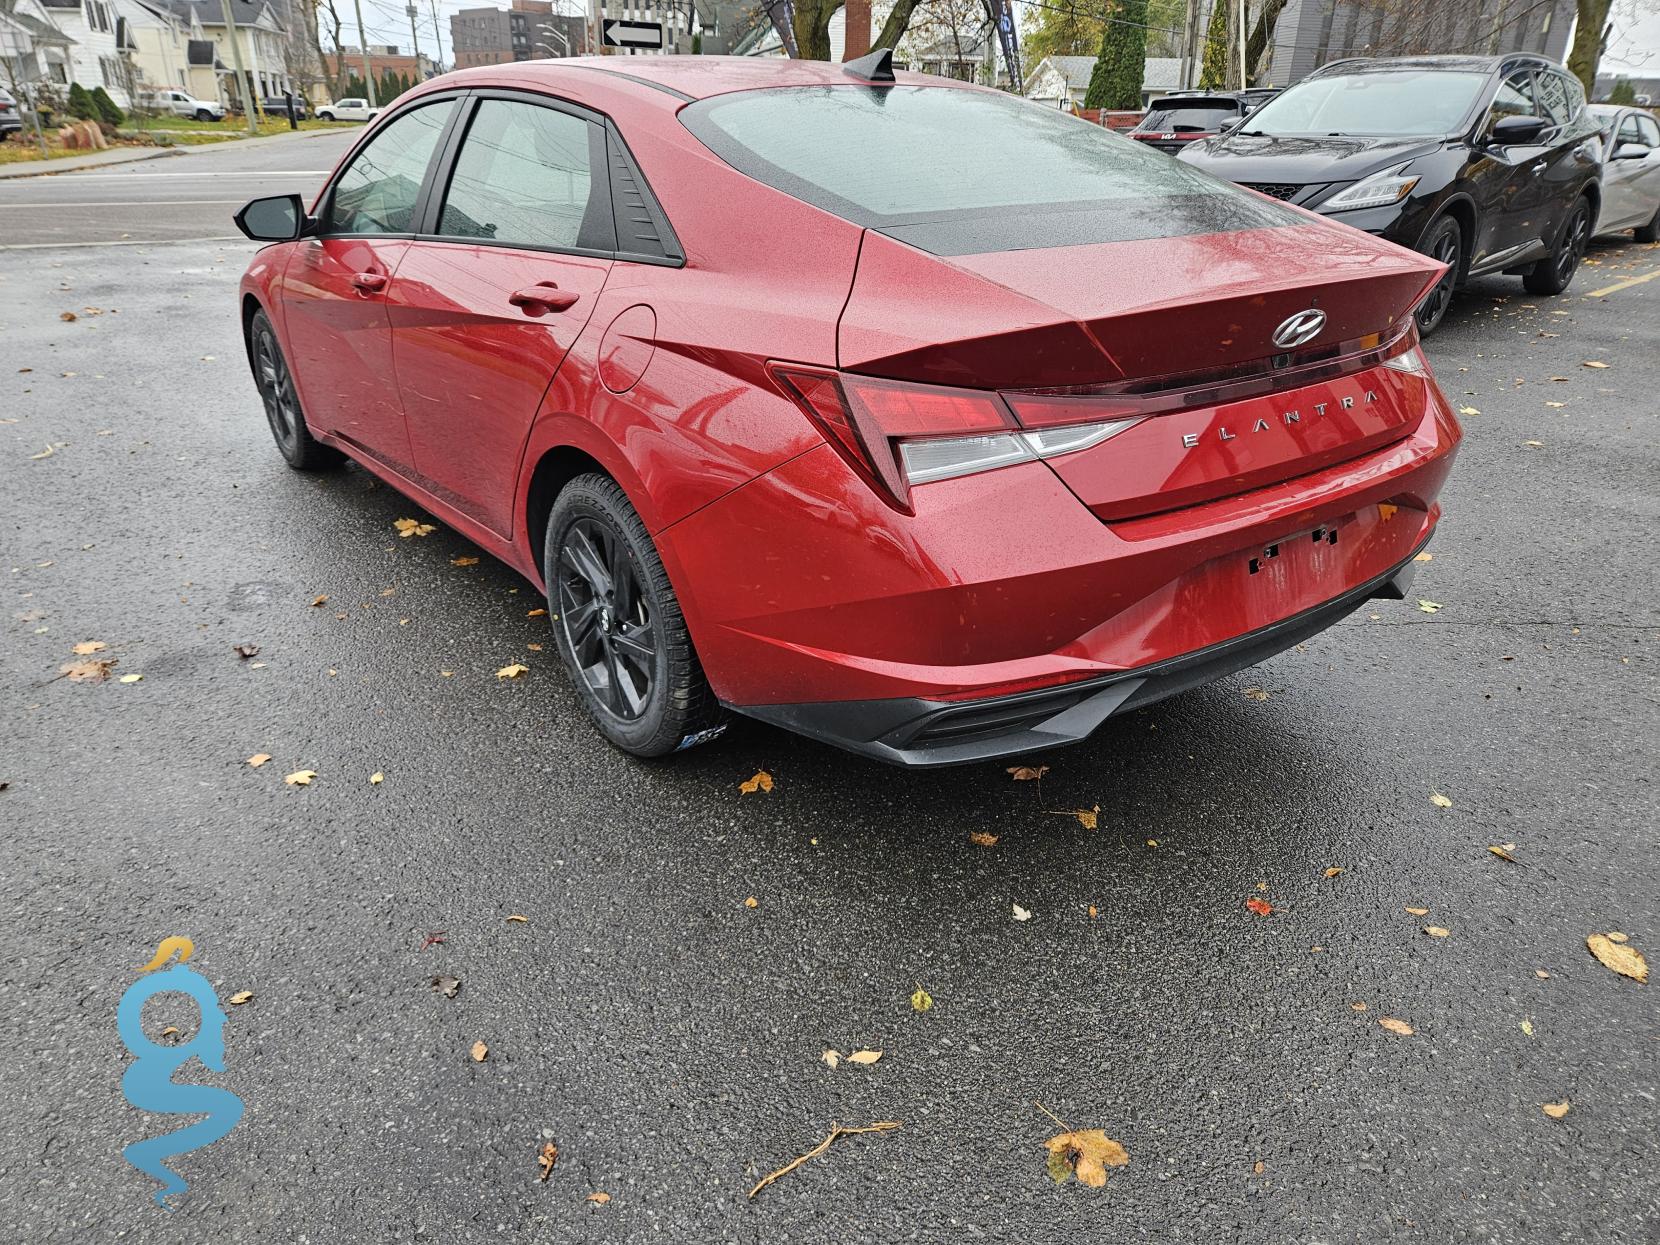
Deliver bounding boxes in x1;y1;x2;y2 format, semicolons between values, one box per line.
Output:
0;0;77;92
115;0;196;93
39;0;134;104
155;0;290;100
1025;54;1182;110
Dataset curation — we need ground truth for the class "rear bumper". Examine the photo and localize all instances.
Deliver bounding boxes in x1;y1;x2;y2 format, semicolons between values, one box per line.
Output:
735;539;1425;767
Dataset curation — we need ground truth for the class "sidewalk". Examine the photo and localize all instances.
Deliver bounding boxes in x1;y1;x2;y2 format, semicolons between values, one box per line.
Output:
0;126;344;180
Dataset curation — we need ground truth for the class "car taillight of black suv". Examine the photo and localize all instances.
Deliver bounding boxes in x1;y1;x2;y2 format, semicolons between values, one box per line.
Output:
1177;54;1605;335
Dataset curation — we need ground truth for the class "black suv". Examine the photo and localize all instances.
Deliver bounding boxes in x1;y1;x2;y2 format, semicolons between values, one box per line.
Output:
1178;55;1604;334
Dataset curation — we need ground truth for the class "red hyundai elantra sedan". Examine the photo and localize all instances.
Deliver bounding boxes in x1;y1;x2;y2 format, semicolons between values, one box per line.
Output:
234;53;1460;766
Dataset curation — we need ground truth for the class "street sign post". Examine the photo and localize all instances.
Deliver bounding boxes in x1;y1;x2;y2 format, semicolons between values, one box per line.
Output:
601;18;664;48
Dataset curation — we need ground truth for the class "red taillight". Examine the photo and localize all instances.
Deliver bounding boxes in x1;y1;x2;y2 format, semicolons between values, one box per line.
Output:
769;365;1013;511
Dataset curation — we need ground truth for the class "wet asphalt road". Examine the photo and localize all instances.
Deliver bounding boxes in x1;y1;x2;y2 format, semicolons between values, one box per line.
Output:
2;134;1657;1243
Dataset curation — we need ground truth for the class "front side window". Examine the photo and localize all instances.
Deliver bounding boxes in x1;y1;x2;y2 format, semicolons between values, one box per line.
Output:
1244;70;1491;137
1617;114;1645;145
1532;71;1572;127
683;85;1292;256
1489;72;1540;124
326;100;454;234
437;99;609;251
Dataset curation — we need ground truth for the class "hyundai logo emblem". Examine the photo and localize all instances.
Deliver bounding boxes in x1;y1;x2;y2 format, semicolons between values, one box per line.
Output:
1271;309;1327;348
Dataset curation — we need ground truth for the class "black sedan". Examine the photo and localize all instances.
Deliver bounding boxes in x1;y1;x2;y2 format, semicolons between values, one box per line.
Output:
1179;54;1605;334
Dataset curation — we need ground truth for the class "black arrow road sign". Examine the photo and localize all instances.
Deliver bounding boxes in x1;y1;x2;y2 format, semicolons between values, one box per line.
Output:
601;18;663;47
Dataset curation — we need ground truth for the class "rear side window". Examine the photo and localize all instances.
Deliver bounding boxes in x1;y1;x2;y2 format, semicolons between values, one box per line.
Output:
681;85;1291;256
327;101;455;234
1640;115;1660;147
437;99;612;251
1140;103;1240;130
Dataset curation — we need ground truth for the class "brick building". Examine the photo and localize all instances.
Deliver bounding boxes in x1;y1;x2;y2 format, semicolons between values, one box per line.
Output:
449;0;586;67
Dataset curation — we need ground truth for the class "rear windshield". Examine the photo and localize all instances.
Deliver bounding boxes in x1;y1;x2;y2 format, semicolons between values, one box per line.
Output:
1243;70;1490;137
681;85;1293;256
1140;103;1241;130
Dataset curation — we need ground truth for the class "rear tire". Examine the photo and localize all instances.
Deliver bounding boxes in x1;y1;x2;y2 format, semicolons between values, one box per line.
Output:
1524;197;1592;295
544;474;726;758
1414;215;1463;337
318;110;334;121
1635;202;1660;245
249;309;342;471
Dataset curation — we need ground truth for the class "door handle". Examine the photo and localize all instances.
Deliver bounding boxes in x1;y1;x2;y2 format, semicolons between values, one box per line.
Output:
508;282;580;314
351;270;387;292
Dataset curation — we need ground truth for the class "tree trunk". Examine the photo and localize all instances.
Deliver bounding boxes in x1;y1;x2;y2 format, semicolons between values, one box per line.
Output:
793;0;841;59
872;0;923;51
1566;0;1612;95
1245;0;1286;83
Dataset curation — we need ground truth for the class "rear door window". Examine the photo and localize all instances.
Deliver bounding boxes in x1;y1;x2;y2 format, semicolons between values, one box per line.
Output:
436;98;612;251
1639;115;1660;147
682;85;1292;256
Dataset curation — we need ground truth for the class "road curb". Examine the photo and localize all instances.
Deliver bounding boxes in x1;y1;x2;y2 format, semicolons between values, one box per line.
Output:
0;145;185;180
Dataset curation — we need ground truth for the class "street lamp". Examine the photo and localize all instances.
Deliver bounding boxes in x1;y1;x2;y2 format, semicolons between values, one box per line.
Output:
534;22;571;57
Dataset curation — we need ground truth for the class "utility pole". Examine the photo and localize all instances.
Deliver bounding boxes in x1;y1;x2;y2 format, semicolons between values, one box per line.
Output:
1239;0;1248;87
1179;0;1203;90
428;0;443;69
353;0;377;104
406;3;421;75
219;0;259;134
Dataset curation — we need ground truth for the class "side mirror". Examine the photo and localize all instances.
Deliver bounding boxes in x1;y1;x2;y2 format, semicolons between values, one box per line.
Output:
1613;141;1653;161
234;194;308;242
1489;114;1548;146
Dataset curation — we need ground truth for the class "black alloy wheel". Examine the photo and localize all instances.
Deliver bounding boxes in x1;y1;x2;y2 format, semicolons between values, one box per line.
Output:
544;475;726;758
249;309;340;471
1525;198;1591;295
1415;216;1462;337
556;516;658;723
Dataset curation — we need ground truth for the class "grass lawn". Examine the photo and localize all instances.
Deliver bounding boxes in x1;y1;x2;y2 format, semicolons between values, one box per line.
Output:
0;115;358;164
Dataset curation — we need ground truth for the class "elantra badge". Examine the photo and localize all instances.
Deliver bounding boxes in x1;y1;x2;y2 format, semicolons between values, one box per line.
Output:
1180;390;1380;449
1271;309;1327;348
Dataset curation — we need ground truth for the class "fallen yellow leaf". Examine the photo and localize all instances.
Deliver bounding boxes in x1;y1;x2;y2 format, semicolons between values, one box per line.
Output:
1582;360;1609;369
968;831;999;847
119;673;143;683
527;608;547;617
911;986;933;1013
506;914;528;923
1458;405;1480;416
1430;791;1453;808
846;1049;882;1065
309;595;328;607
1424;926;1451;938
1520;1019;1534;1036
1541;1102;1571;1119
393;517;437;538
1324;867;1344;878
536;1140;557;1181
1053;806;1098;829
1378;1017;1414;1036
450;556;479;566
586;1191;610;1204
1350;1002;1368;1011
1488;843;1518;862
30;444;55;459
60;658;116;682
284;769;316;786
1413;552;1434;563
369;772;384;785
471;1040;489;1062
1586;933;1648;983
1242;686;1270;701
496;663;530;679
1044;1129;1129;1188
1405;905;1430;916
71;640;107;655
228;990;253;1005
739;770;773;794
246;753;271;768
744;896;758;909
1012;903;1033;922
822;1049;840;1069
1007;765;1048;781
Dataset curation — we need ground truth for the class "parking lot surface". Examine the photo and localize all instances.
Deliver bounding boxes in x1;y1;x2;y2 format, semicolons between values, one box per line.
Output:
2;134;1656;1242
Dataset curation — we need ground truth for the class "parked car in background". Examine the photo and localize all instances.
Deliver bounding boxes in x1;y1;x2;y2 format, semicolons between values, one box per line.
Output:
145;89;225;122
234;57;1461;766
1586;104;1660;242
1127;92;1252;154
315;98;380;122
1179;54;1605;335
0;88;22;139
261;94;308;120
